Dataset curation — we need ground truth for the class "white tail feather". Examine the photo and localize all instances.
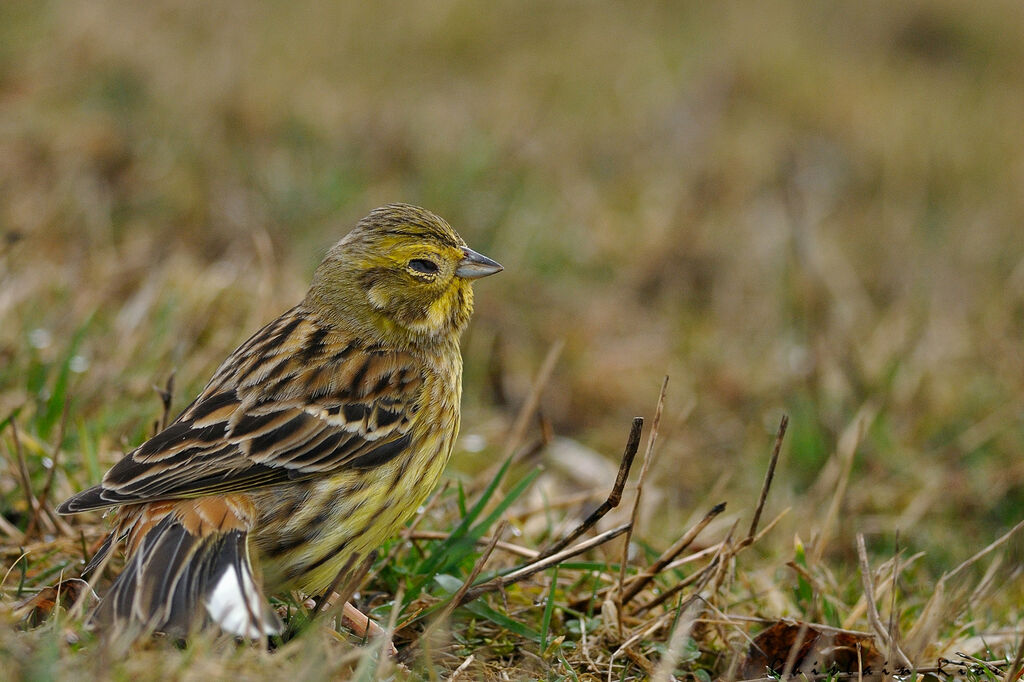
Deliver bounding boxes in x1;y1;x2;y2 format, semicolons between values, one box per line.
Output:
205;565;280;638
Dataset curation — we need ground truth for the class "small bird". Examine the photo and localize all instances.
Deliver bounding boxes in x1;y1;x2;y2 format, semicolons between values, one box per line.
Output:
57;204;502;642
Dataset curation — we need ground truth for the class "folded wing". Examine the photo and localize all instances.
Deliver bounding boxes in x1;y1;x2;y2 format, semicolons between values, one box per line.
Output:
58;308;424;514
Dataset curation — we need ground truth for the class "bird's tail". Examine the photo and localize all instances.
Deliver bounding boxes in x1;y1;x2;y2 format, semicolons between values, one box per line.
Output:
85;499;281;642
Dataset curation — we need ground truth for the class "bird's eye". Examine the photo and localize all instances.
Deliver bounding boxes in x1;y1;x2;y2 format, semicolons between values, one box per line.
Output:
409;259;439;275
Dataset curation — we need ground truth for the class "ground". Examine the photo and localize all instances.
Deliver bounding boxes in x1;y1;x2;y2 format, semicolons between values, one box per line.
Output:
1;1;1023;679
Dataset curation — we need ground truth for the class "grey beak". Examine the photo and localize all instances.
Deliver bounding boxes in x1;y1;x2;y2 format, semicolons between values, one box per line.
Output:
455;247;503;279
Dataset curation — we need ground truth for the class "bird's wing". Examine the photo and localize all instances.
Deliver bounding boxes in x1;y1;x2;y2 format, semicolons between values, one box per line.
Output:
57;307;425;513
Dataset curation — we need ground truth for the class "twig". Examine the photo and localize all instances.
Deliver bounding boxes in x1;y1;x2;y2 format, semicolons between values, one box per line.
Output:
658;541;723;573
703;613;875;637
332;551;377;623
743;414;788;546
634;555;721;616
313;553;360;618
537;416;643;560
406;530;538;559
620;501;726;606
708;520;738;596
0;549;30;592
421;521;507;643
612;552;722;681
946;517;1024;581
856;533;912;668
695;596;763;664
373;583;404;675
634;525;734;617
780;621;811;679
887;531;901;673
617;376;669;618
456;522;631;607
653;595;702;682
958;652;1005;676
610;610;676;671
449;653;476;680
7;421;50;540
27;402;71;540
1002;635;1024;682
68;535;115;621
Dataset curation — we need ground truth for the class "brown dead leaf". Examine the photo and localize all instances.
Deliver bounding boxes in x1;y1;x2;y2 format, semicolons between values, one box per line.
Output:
14;579;96;628
740;620;886;680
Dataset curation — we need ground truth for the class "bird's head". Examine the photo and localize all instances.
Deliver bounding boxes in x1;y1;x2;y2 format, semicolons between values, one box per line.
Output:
306;204;502;346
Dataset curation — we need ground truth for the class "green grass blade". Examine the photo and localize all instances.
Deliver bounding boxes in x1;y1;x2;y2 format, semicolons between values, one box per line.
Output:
539;565;558;655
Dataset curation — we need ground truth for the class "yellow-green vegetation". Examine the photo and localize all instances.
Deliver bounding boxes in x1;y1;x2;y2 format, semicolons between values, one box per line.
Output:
2;1;1024;679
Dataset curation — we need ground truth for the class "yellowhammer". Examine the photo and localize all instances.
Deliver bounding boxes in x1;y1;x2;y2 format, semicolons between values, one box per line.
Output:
57;204;502;641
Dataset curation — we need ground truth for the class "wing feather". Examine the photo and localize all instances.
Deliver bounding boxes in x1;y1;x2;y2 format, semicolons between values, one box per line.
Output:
56;307;424;514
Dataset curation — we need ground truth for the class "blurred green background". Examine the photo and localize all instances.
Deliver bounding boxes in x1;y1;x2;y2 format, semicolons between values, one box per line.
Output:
2;0;1024;576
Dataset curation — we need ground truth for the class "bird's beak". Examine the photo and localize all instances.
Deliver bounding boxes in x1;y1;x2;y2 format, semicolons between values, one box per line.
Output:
455;247;503;279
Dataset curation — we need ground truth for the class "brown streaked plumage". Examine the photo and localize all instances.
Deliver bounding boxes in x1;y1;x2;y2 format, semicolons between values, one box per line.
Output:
57;204;502;642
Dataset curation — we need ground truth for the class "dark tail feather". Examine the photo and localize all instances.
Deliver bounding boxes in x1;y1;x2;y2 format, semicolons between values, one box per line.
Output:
91;516;281;641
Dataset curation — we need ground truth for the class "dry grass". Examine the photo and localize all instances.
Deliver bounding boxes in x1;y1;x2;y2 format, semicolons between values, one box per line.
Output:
2;1;1024;679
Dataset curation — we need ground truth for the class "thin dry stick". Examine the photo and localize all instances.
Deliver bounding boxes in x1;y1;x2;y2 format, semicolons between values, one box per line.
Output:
696;596;763;670
68;539;114;621
406;530;538;559
8;421;41;537
612;549;724;681
780;621;812;679
1002;634;1024;682
841;551;925;630
968;551;1004;605
537;416;644;560
419;521;507;644
708;520;738;596
503;338;564;460
634;555;721;616
659;542;724;573
856;533;912;668
958;652;1005;676
904;519;1024;658
516;488;624;517
887;531;901;673
946;517;1024;581
1;549;31;592
313;553;361;618
617;376;669;615
610;610;676;670
635;523;735;617
742;414;788;547
741;507;790;551
450;653;476;680
653;595;703;682
620;501;726;606
578;609;600;675
373;583;405;676
456;522;630;607
333;551;377;621
706;613;875;637
26;401;71;541
8;424;72;540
